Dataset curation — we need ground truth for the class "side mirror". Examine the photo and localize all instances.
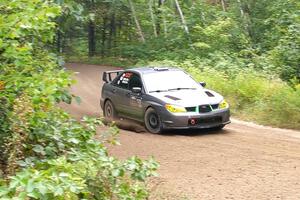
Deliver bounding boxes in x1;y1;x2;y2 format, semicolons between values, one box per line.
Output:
199;82;206;87
132;87;142;94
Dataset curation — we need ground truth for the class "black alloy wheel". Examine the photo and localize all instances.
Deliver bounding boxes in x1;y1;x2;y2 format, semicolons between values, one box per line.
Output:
104;100;117;122
144;107;163;134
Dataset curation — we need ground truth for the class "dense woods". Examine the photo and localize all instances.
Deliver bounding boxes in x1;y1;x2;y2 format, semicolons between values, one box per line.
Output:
62;0;299;82
0;0;299;199
64;0;300;128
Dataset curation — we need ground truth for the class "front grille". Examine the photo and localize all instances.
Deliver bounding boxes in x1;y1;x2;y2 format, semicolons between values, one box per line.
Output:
198;105;212;113
211;104;219;110
198;104;219;113
186;107;196;112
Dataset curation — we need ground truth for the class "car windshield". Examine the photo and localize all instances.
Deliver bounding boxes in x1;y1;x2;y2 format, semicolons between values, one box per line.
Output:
143;70;202;93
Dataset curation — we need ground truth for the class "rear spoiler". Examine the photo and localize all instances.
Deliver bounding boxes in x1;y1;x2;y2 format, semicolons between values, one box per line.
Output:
102;70;124;83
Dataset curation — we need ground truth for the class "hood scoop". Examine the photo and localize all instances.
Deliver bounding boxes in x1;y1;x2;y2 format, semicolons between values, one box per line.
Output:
205;91;215;97
165;95;181;101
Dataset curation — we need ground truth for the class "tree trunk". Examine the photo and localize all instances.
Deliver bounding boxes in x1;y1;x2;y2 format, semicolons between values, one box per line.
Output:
163;15;167;36
128;0;145;42
56;30;63;53
88;20;96;57
237;0;253;39
220;0;226;11
56;16;63;54
127;20;132;41
108;14;116;55
148;0;157;37
237;0;244;17
174;0;189;34
113;17;117;51
156;0;163;36
101;17;107;57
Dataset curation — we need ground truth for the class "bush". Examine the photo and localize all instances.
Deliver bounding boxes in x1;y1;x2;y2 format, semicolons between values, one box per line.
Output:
0;0;158;199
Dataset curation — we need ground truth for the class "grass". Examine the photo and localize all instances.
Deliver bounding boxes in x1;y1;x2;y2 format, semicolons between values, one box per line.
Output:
185;67;300;129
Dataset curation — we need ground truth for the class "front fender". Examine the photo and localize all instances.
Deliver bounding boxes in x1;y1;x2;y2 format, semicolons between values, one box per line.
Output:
142;99;166;120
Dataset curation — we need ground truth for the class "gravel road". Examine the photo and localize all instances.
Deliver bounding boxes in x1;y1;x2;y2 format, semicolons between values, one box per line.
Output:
62;63;300;200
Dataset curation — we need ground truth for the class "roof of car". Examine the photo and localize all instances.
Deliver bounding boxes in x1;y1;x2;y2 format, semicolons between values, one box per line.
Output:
127;67;182;74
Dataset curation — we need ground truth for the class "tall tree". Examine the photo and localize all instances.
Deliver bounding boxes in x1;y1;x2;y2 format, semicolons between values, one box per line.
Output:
88;19;96;56
128;0;145;42
174;0;189;34
155;0;163;36
87;0;96;57
101;16;107;57
236;0;253;39
220;0;226;11
148;0;158;37
108;13;116;53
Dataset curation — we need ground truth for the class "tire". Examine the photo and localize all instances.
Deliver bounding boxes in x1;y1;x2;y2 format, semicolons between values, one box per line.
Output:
144;107;163;134
104;100;117;123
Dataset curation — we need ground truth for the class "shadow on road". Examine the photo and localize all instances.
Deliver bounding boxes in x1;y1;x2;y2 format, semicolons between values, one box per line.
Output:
114;118;229;137
161;128;229;137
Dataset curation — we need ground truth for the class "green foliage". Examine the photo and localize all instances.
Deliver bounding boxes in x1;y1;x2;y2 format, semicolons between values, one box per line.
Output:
0;154;157;199
57;0;300;82
268;22;300;81
0;0;158;199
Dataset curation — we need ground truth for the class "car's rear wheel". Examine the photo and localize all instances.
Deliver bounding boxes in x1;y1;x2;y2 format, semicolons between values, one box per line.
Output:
104;100;117;122
144;107;163;134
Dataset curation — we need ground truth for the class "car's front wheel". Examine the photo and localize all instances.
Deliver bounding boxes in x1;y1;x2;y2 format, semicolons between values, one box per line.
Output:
144;107;163;134
104;100;117;123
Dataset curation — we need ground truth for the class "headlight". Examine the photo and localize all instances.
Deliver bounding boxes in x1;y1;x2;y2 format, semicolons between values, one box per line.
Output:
165;104;187;113
219;99;229;109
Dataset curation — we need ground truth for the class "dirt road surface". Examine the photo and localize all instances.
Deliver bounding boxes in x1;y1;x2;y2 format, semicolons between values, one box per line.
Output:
63;63;300;200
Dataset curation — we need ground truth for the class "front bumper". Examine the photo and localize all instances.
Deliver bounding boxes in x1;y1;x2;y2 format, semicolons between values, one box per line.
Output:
160;108;230;129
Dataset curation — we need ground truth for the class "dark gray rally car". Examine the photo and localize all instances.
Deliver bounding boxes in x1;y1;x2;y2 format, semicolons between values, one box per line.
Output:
100;67;230;133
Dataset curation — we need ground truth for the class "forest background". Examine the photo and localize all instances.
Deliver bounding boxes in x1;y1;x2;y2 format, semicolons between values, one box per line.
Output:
0;0;299;199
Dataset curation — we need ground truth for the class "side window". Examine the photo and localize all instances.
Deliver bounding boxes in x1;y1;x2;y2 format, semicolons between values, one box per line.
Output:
128;74;143;90
114;72;133;90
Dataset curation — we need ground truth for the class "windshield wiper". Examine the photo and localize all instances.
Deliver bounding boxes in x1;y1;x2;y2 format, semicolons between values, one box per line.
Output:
149;89;168;93
168;87;197;91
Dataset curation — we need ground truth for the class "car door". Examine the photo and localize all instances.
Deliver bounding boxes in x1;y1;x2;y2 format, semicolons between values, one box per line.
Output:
110;72;131;115
127;73;144;120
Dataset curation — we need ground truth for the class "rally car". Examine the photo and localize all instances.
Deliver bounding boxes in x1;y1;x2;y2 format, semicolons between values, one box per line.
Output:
100;67;230;133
